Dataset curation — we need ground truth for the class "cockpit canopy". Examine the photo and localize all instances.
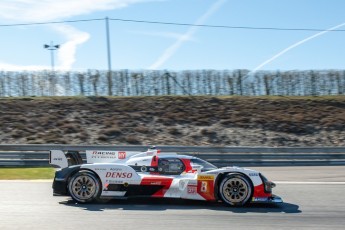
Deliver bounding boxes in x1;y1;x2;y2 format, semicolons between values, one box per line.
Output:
158;158;185;175
127;154;218;175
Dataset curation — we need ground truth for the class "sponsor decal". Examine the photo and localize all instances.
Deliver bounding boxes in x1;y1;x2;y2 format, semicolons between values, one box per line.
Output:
150;181;161;185
149;167;156;172
106;180;124;184
197;175;216;200
105;172;133;178
188;180;198;186
110;168;122;171
92;151;116;155
249;173;259;177
179;180;187;189
187;185;197;194
118;152;126;159
91;151;118;159
252;197;269;202
53;158;63;161
197;175;215;181
94;168;106;171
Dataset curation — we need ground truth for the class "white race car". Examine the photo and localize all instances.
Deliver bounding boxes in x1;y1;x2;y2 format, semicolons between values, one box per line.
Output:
50;147;282;206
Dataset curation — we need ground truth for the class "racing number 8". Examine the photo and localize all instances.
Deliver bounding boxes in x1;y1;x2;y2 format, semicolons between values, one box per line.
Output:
201;181;207;192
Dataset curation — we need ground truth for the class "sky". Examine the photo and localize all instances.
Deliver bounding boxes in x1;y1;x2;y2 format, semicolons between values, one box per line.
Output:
0;0;344;72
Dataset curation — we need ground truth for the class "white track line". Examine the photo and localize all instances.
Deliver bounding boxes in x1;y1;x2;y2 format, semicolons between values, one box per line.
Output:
0;179;53;183
275;181;345;185
1;180;345;185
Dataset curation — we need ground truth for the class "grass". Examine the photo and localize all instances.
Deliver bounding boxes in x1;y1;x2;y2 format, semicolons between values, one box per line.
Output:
0;167;55;180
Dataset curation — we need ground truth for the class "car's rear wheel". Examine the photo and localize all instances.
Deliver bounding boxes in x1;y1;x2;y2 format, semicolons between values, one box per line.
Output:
219;173;252;206
68;170;101;203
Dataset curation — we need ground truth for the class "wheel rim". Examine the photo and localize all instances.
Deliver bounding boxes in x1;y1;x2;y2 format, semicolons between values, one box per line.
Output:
71;175;97;201
222;178;249;203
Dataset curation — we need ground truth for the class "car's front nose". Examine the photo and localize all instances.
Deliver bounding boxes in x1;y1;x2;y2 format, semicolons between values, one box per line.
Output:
251;173;283;204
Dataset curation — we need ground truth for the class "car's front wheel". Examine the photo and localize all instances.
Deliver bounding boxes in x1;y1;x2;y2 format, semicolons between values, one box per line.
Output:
219;173;252;206
68;170;101;203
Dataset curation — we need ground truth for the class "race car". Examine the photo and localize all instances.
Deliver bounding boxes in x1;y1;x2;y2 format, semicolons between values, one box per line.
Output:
49;147;282;206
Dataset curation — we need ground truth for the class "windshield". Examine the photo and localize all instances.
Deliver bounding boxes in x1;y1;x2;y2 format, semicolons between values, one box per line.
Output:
190;158;218;172
158;158;185;175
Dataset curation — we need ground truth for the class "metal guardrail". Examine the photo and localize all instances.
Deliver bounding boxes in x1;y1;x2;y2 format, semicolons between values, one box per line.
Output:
1;145;345;167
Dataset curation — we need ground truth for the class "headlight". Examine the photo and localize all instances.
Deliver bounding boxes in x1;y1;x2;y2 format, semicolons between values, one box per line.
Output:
259;173;275;193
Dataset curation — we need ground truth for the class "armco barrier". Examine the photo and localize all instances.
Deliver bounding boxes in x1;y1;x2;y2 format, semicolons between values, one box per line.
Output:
1;145;345;167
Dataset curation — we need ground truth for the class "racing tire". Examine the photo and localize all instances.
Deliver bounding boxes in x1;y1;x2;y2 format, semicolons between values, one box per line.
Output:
68;170;101;203
219;173;253;206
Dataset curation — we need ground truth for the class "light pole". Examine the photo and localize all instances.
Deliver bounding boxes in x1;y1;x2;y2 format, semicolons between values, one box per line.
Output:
44;41;60;71
105;17;113;96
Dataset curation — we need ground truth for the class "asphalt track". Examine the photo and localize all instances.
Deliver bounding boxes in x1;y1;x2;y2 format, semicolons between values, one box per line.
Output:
1;166;345;230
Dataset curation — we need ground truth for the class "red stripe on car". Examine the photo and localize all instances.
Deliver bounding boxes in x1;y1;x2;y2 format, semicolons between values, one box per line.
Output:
140;177;173;197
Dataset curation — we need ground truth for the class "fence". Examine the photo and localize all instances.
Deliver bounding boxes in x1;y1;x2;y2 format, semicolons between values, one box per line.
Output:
1;69;345;97
1;145;345;167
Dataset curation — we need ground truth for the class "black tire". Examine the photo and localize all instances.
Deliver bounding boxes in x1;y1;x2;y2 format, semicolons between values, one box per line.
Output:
68;170;101;203
219;173;253;206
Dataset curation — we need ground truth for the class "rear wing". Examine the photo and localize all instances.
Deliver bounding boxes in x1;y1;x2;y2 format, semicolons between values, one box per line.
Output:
85;150;141;163
49;148;177;169
50;150;143;168
49;150;83;169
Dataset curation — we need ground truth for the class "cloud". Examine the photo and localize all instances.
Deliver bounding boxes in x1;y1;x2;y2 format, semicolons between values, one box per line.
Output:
0;0;154;71
53;24;90;70
244;21;345;79
0;25;90;71
148;0;227;70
